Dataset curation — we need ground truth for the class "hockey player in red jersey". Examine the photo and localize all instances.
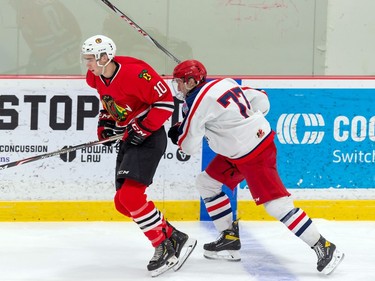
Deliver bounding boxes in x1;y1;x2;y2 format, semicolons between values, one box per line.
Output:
81;35;196;277
168;60;344;275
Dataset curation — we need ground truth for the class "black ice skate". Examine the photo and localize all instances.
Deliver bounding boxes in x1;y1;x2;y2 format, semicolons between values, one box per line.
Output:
147;238;178;277
203;220;241;261
312;235;344;275
168;222;197;271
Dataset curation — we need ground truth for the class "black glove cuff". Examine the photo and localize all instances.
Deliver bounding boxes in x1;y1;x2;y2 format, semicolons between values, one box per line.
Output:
168;126;180;145
135;119;153;133
98;119;116;128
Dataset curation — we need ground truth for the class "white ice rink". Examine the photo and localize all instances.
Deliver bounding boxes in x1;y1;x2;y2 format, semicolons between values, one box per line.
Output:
0;220;374;281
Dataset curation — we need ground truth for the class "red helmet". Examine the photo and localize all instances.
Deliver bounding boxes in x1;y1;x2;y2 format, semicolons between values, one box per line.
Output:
173;60;207;83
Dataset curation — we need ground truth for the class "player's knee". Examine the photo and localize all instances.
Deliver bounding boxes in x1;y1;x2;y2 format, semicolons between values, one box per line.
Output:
118;180;147;212
196;171;223;199
264;196;295;220
114;190;131;217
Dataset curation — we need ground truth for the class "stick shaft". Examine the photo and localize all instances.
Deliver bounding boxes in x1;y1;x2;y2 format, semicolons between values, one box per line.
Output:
0;134;122;171
100;0;181;64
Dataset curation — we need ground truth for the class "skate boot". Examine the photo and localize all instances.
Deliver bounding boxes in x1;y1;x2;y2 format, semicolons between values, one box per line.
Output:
203;220;241;261
167;222;197;271
312;235;344;275
147;238;178;277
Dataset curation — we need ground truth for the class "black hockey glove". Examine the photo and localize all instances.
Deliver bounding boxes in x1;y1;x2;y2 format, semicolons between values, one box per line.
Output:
97;109;125;146
124;118;153;146
167;122;181;145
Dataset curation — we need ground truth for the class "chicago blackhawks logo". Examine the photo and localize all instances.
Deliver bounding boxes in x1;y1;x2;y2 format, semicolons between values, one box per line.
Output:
101;95;129;122
138;69;152;81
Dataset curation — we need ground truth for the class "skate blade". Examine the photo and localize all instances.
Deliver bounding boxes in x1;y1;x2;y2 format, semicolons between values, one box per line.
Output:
203;249;241;261
150;256;178;277
322;249;345;275
173;238;197;271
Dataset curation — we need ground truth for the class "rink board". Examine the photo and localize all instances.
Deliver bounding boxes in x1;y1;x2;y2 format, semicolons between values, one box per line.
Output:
0;76;375;221
0;200;374;221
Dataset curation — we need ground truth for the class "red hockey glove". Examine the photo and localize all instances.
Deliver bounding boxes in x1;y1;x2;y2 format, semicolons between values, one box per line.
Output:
97;110;125;146
167;122;181;145
124;118;153;146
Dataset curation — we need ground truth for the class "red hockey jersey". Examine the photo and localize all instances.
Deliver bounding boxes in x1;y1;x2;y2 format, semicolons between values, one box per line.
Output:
86;56;174;131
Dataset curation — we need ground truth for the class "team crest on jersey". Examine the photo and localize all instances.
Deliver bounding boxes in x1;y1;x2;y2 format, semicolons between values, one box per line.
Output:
182;101;189;115
138;69;152;81
101;95;128;122
257;129;265;138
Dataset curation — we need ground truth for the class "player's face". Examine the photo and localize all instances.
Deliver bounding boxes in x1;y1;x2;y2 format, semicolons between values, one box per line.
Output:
172;77;199;100
172;78;188;100
175;78;188;94
82;54;102;76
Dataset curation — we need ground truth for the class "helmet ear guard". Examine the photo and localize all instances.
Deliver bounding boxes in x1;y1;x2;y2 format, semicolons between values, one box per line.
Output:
81;35;116;61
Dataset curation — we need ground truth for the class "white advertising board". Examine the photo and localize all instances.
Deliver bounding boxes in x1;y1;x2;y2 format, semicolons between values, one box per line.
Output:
0;78;201;200
1;77;375;202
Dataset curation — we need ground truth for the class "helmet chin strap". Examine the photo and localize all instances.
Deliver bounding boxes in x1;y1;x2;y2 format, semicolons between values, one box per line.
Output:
185;80;199;91
97;60;112;76
174;78;199;101
184;80;199;98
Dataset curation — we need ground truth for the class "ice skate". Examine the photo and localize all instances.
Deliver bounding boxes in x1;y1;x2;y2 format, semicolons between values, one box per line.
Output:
168;222;197;271
312;235;344;275
203;220;241;261
147;238;178;277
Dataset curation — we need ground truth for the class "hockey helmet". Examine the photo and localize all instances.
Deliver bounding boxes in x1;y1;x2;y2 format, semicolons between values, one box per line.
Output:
173;60;207;83
81;35;116;61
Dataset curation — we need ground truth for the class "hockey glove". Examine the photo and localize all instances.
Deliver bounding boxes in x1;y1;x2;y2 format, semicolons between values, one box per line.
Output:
167;122;181;145
97;109;124;146
124;118;153;146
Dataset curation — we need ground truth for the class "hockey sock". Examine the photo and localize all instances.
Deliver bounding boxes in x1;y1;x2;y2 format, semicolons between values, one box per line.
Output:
132;202;168;247
114;190;131;217
204;191;233;232
280;207;320;247
117;179;172;247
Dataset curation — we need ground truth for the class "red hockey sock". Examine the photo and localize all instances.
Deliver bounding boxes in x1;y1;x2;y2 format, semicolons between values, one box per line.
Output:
117;179;172;247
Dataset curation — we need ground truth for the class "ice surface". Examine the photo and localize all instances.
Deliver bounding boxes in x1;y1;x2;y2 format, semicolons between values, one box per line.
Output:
0;220;373;281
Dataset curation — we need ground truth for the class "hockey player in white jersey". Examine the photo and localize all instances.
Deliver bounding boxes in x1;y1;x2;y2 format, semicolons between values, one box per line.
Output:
168;60;344;275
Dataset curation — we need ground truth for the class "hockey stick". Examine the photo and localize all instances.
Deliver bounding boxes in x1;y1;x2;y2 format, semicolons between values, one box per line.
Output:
0;134;123;171
100;0;181;64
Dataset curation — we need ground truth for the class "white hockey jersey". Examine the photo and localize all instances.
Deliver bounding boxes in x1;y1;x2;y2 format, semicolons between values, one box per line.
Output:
178;78;274;161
